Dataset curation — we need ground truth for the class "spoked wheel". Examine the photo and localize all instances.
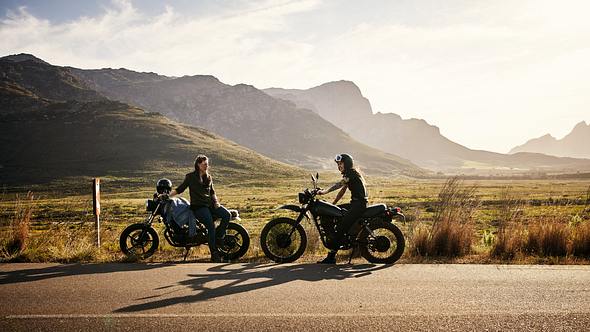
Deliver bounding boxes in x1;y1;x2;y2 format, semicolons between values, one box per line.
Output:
217;222;250;260
359;221;405;264
119;223;159;259
260;217;307;263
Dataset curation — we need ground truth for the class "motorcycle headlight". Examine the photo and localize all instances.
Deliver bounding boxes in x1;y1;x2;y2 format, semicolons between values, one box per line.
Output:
146;199;158;212
298;192;306;204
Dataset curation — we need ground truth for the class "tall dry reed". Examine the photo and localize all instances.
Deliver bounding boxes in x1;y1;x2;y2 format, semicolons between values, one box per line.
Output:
2;192;34;256
411;177;479;257
490;187;526;259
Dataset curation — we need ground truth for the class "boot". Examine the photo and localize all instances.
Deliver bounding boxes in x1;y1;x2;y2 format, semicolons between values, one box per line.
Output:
317;251;337;264
210;250;222;263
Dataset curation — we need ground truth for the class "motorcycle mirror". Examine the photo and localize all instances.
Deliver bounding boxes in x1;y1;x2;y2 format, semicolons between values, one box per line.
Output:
316;172;319;180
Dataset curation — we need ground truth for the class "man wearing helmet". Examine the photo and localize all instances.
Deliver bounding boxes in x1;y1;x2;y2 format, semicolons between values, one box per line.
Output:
316;153;368;264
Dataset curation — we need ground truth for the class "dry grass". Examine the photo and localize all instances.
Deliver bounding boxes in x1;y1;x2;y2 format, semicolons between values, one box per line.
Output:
490;187;526;259
525;218;570;257
571;221;590;257
490;225;526;259
410;177;479;257
1;192;34;256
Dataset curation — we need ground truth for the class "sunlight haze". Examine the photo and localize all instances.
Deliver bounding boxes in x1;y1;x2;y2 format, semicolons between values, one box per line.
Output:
1;0;588;153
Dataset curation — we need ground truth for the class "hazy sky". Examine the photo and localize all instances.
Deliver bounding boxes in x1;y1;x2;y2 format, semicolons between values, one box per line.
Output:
1;0;589;153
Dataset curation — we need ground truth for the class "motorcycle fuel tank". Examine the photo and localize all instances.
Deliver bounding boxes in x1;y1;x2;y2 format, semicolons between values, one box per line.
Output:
313;200;344;217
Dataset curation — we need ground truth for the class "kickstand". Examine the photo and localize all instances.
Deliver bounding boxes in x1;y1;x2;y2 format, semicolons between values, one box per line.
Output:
183;247;191;261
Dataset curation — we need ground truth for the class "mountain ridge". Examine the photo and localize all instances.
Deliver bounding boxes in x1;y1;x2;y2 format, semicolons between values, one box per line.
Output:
509;121;590;159
65;62;424;175
264;81;590;174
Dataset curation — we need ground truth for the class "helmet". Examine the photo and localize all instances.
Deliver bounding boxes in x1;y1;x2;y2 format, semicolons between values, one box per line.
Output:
335;153;354;171
156;178;172;194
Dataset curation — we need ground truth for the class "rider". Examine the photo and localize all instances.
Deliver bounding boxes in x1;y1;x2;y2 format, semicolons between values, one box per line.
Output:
166;154;230;263
316;153;368;264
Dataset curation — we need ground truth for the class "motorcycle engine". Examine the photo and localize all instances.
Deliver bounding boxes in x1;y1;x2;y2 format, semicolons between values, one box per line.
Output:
319;216;337;233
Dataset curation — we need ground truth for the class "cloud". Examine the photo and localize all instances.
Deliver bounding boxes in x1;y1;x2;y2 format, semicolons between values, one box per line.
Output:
1;0;588;153
0;0;321;77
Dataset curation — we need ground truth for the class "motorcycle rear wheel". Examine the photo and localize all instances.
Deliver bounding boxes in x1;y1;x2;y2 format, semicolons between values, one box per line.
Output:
119;223;159;259
217;222;250;260
359;221;405;264
260;217;307;263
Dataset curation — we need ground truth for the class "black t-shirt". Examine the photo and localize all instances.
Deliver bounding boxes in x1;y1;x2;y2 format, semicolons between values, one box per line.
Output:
343;169;367;202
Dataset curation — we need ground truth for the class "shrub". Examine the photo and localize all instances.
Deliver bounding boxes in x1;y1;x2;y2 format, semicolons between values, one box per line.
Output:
410;177;479;257
571;221;590;257
1;192;34;256
490;187;526;259
490;225;526;259
525;219;569;257
410;224;430;256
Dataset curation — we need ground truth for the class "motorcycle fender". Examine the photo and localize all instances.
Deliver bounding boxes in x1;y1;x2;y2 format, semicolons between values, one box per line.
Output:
276;204;302;213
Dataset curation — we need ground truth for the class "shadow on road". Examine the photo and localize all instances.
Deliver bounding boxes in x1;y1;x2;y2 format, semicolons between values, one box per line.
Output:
0;263;174;285
115;262;392;313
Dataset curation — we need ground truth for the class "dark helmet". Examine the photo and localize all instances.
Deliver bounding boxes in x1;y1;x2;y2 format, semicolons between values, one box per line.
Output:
156;178;172;194
335;153;354;172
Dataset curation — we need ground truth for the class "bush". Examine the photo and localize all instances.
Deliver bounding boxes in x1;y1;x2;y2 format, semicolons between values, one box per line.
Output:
525;219;569;257
490;226;526;259
410;177;479;257
571;221;590;257
1;192;34;256
490;187;526;259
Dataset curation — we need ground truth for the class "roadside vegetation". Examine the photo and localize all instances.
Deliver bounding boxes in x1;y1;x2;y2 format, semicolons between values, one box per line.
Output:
1;175;590;264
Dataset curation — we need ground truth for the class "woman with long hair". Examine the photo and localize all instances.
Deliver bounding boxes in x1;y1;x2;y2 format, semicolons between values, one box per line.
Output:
316;153;368;264
168;154;230;262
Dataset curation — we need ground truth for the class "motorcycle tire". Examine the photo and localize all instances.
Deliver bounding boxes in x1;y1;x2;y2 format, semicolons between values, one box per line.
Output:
358;221;405;264
119;223;159;260
260;217;307;263
217;222;250;260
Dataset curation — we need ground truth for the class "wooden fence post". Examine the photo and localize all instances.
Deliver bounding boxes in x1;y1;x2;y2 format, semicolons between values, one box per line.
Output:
93;178;101;247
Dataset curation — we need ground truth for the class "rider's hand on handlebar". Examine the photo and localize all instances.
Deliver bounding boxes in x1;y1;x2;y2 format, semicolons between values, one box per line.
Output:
315;188;324;195
157;193;169;200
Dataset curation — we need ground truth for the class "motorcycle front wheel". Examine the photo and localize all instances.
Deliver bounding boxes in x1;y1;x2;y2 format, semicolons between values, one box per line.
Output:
260;217;307;263
217;222;250;260
119;223;159;259
358;221;405;264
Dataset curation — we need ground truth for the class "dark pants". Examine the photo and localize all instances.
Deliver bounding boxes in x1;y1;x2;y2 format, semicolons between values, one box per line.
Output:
335;200;366;249
191;205;231;254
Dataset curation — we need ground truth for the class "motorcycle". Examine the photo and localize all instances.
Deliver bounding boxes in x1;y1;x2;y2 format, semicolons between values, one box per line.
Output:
119;194;250;261
260;173;405;264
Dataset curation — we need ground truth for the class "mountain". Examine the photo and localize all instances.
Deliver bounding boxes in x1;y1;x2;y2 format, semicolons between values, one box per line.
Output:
264;81;590;174
0;55;302;184
509;121;590;159
67;66;423;175
0;54;103;110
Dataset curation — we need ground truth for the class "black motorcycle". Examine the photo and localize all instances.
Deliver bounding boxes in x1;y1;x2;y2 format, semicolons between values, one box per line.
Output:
120;194;250;261
260;174;405;264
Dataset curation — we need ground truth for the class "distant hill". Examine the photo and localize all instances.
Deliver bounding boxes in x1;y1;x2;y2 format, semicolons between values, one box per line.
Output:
509;121;590;159
0;54;103;110
265;81;590;174
0;54;302;184
0;99;301;184
67;66;423;175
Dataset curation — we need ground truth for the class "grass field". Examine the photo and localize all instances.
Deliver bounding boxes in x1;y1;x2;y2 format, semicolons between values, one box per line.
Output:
1;173;589;264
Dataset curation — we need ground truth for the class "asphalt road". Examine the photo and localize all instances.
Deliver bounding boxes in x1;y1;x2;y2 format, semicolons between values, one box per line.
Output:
1;263;589;331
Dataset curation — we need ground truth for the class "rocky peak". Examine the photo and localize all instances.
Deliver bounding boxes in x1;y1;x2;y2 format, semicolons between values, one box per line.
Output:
1;53;49;65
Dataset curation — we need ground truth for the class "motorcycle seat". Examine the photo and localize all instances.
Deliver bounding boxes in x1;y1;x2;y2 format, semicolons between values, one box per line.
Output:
362;204;387;218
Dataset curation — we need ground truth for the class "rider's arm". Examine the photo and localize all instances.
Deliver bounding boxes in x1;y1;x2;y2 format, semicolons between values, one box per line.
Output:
332;186;347;205
318;179;345;195
174;174;190;195
210;183;220;208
